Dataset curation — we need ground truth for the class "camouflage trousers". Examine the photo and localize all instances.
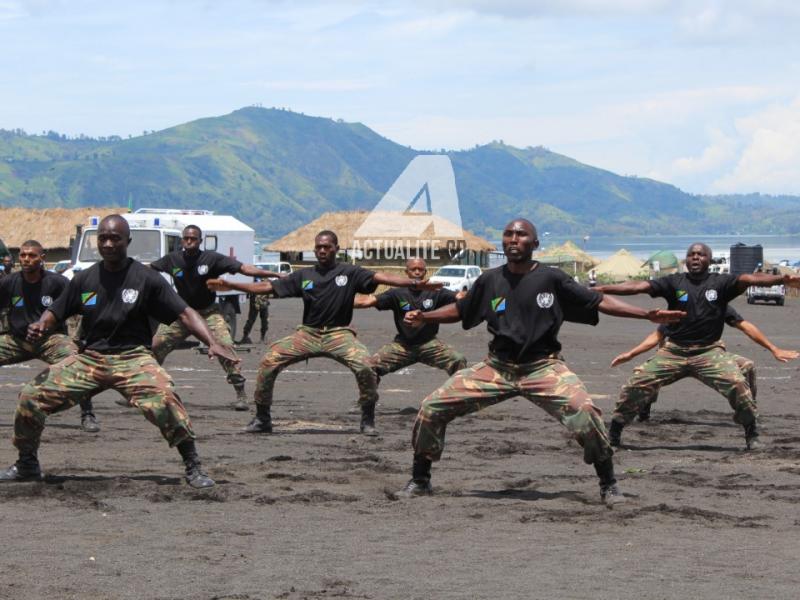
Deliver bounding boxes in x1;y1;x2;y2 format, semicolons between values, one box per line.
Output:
645;351;756;407
255;325;378;408
152;305;244;386
0;333;77;366
613;341;757;426
369;338;467;378
412;354;613;465
14;347;195;453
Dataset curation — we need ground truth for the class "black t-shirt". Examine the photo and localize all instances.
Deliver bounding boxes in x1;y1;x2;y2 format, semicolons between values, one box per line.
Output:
456;264;602;362
49;259;188;352
0;270;68;338
375;287;458;345
150;250;242;310
659;304;744;335
271;263;377;328
649;272;740;345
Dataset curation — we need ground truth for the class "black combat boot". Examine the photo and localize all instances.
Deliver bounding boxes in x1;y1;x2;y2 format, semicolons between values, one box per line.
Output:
595;458;626;507
744;421;764;450
360;402;379;437
637;401;652;422
177;440;215;488
80;398;100;432
396;456;433;498
0;451;43;482
608;420;624;447
244;404;273;433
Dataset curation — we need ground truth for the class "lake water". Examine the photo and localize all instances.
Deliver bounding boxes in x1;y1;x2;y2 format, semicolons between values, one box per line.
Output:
487;234;800;268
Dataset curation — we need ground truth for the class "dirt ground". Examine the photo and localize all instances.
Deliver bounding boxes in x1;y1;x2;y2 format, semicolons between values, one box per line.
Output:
2;295;800;600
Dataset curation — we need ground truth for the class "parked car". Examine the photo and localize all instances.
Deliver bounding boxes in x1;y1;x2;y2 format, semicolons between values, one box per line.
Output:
746;267;785;306
255;261;293;279
429;265;482;292
50;260;73;275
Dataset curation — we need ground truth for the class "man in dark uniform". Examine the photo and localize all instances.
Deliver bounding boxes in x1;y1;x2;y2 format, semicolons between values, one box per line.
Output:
238;289;270;344
598;243;800;450
396;218;685;505
0;215;238;488
611;304;798;421
207;230;443;436
354;257;467;383
150;225;278;411
0;240;100;432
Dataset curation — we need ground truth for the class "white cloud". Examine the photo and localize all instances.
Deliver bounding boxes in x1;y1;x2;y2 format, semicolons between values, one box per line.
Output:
661;129;739;177
712;97;800;194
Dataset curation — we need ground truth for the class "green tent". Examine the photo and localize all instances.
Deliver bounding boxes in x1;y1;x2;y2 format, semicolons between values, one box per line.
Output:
645;250;679;271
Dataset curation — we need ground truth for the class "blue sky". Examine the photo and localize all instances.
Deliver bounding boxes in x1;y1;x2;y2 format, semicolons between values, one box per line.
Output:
2;0;800;195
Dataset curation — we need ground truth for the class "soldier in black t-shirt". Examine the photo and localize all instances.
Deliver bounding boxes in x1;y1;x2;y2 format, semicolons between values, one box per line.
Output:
0;215;239;488
395;219;685;506
207;230;444;437
598;243;800;450
150;225;279;411
0;240;102;432
612;305;798;421
354;258;467;384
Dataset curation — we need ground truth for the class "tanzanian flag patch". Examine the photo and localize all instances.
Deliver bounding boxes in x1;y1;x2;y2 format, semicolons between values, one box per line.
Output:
172;267;184;278
11;295;23;308
676;289;689;302
81;291;97;306
491;296;506;313
302;279;314;290
399;299;411;311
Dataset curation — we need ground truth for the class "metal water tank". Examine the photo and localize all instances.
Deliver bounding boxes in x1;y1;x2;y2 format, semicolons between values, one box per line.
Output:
729;243;764;275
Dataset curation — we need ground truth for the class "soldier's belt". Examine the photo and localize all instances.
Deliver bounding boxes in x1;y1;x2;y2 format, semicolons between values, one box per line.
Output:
486;352;563;374
662;340;725;356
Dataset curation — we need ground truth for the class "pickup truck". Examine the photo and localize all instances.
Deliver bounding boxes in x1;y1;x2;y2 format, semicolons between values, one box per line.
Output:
746;282;785;306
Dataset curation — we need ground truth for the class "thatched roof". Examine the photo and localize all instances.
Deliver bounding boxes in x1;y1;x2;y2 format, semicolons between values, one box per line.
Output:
0;207;123;249
536;240;599;267
265;211;496;252
595;249;648;278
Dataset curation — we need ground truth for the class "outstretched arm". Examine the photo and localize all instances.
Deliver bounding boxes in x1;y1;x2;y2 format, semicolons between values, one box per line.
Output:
354;294;378;309
207;278;274;295
611;329;663;367
734;320;800;362
735;272;800;294
404;303;461;327
26;310;60;342
595;280;653;296
598;294;685;323
239;264;284;279
372;271;443;291
177;307;240;364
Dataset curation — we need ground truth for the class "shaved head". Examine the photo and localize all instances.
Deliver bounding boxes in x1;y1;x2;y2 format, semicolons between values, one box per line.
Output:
687;242;712;259
504;218;538;240
99;214;131;238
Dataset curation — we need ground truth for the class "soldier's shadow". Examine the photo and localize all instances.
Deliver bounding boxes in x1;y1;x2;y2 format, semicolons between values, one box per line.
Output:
462;488;585;502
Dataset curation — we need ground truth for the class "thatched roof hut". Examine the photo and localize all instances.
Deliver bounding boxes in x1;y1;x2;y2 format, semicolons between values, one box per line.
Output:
535;240;599;271
265;210;495;267
0;207;122;250
594;249;648;279
0;207;122;260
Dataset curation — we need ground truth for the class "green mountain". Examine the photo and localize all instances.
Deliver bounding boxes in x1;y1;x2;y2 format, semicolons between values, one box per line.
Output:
2;107;799;240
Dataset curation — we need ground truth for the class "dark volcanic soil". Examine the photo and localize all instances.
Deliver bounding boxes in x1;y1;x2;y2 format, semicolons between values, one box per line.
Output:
2;296;800;599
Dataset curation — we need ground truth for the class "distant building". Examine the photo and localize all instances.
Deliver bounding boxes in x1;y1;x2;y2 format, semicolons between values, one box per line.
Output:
0;207;122;263
264;210;496;268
